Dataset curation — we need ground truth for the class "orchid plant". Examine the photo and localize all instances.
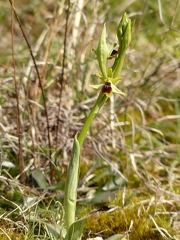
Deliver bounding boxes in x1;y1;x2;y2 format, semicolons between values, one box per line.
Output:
63;13;134;240
90;12;133;97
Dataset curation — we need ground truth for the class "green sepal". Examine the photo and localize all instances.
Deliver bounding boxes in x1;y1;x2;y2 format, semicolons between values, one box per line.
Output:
89;84;104;89
111;76;122;84
111;84;126;96
95;24;115;78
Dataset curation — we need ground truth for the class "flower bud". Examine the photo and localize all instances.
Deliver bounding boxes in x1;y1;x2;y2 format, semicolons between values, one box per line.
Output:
117;12;133;51
112;13;134;78
95;24;115;78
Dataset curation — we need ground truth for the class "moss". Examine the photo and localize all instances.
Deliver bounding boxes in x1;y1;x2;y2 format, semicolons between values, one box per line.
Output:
55;157;91;183
126;171;142;189
79;159;91;180
82;193;175;240
0;220;24;240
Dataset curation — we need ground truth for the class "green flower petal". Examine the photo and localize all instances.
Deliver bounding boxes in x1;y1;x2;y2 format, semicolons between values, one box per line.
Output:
111;76;122;84
96;73;106;81
111;84;126;96
107;68;113;78
89;84;104;89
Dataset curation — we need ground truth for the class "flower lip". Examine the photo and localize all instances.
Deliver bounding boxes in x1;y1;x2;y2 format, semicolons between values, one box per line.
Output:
108;49;118;59
102;82;112;95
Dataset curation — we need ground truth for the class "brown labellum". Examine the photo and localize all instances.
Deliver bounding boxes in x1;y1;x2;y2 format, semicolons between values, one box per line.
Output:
102;82;112;95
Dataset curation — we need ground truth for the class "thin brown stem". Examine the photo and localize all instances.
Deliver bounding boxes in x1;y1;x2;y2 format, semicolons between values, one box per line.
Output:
55;0;71;164
9;0;53;182
10;0;25;184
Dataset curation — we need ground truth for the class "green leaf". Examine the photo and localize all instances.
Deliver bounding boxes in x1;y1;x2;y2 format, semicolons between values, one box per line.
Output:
84;190;115;205
65;215;87;240
45;181;65;190
64;134;80;231
102;175;127;191
45;223;61;238
2;160;16;168
87;167;111;186
32;168;48;188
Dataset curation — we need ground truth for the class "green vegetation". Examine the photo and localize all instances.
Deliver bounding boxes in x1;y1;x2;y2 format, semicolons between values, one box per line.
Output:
0;0;180;239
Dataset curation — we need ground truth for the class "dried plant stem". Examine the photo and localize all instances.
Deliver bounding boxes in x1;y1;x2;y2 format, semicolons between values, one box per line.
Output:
9;0;53;182
72;0;84;48
110;95;116;149
55;0;71;164
10;0;25;184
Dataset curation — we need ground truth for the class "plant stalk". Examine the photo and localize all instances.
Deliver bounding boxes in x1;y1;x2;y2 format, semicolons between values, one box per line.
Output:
78;93;107;148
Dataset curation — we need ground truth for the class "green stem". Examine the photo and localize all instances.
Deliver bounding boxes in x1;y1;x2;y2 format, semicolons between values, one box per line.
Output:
78;92;107;148
64;92;107;234
112;49;126;78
